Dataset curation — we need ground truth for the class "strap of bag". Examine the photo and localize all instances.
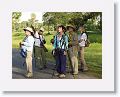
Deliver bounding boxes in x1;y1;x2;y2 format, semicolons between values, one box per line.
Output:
39;35;43;47
60;35;67;50
55;35;58;48
23;36;28;42
55;34;65;49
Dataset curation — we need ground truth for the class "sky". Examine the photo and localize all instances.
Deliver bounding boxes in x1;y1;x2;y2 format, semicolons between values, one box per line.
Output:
20;12;43;23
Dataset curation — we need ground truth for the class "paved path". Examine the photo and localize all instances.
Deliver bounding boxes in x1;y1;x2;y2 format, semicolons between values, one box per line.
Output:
12;48;98;79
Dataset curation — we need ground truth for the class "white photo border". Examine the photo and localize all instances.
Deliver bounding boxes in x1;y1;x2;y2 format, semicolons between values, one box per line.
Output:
0;0;114;91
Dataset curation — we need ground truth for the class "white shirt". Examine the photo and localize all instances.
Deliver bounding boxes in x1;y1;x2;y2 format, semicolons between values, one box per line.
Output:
78;33;87;47
34;32;45;47
23;35;34;52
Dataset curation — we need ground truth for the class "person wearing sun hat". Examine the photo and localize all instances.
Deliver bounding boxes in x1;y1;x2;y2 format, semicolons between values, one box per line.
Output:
20;27;34;78
34;27;47;69
67;24;79;75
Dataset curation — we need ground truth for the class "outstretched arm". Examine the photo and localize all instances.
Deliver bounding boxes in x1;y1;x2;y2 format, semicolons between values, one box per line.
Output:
31;25;36;34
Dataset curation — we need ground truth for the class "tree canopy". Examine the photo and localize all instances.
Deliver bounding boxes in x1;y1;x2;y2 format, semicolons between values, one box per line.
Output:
43;12;102;32
12;12;102;33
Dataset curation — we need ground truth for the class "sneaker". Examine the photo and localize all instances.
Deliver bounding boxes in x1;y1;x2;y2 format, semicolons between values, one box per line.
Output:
26;72;33;78
59;74;66;78
73;72;78;75
73;74;78;79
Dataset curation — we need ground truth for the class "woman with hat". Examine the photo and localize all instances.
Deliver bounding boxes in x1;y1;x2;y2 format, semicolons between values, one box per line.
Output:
34;27;47;69
20;27;34;78
67;25;79;75
53;25;68;78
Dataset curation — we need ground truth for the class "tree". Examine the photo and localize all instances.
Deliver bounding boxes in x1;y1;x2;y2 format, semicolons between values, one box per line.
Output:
42;12;102;33
12;12;22;32
43;12;53;33
20;21;28;31
68;12;102;32
27;13;37;27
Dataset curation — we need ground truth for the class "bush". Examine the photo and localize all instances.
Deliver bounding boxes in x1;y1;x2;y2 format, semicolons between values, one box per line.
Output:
88;33;102;43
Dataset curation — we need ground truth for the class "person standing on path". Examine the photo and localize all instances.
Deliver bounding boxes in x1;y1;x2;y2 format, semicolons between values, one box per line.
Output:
53;25;68;78
67;25;79;75
78;25;88;72
20;27;34;78
34;28;47;69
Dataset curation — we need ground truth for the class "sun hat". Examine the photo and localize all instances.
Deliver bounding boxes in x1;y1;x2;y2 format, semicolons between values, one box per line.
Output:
23;27;34;33
66;24;76;31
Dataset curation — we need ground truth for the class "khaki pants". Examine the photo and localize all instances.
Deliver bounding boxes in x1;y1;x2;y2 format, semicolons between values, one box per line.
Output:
79;47;88;70
68;47;78;74
26;51;33;73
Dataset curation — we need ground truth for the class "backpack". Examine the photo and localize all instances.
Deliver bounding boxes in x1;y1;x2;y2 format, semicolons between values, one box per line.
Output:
20;48;27;58
81;32;90;47
20;37;27;58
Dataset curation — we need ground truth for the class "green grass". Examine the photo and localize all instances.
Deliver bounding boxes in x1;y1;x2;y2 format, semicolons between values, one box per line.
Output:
87;33;102;43
12;32;25;48
84;43;102;78
12;31;102;78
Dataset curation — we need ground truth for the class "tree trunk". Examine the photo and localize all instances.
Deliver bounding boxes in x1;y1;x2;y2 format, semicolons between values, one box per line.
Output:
48;21;50;34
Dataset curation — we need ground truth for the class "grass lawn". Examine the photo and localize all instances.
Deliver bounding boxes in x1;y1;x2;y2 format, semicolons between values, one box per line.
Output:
12;31;102;78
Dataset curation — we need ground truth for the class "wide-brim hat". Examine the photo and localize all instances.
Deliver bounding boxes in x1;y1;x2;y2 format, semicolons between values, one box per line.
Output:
66;25;76;31
23;27;34;33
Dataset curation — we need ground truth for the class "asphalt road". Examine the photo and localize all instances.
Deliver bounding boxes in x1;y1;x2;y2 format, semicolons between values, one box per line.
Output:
12;48;97;79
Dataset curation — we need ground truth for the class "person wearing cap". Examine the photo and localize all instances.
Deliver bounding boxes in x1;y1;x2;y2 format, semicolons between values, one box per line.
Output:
78;25;88;71
34;27;47;69
67;25;79;75
53;25;68;78
20;27;34;78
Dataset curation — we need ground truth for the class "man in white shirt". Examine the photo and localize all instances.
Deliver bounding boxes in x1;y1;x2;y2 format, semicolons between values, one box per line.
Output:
34;28;47;69
78;26;88;72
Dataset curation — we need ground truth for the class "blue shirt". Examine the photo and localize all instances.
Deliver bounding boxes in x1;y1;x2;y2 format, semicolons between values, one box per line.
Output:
53;33;68;50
